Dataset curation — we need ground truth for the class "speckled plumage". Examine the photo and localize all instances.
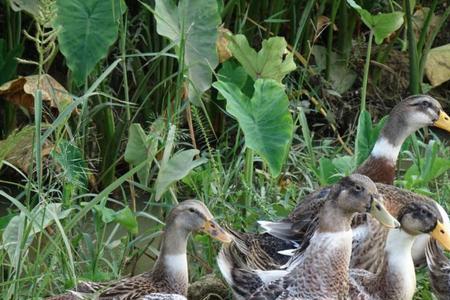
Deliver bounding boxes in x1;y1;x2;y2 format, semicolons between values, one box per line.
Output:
46;200;231;300
426;239;450;300
248;231;353;300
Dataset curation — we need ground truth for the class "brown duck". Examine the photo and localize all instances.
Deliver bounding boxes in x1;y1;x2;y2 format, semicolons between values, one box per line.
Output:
47;200;231;300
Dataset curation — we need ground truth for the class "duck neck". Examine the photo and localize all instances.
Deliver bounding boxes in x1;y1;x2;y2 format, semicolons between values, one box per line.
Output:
318;200;353;233
370;114;413;164
357;114;414;184
375;229;416;300
153;222;190;294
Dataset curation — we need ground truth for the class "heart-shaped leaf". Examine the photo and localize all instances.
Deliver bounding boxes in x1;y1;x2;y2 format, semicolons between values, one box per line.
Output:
152;0;221;104
347;0;404;44
124;123;160;186
155;149;207;200
54;0;126;83
226;34;296;82
213;79;293;177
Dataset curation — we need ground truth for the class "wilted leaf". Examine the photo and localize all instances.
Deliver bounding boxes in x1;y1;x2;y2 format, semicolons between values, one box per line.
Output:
213;79;293;177
226;34;296;83
0;74;73;113
54;0;126;84
0;126;53;173
217;26;232;63
155;149;207;200
425;44;450;87
412;7;442;42
153;0;221;104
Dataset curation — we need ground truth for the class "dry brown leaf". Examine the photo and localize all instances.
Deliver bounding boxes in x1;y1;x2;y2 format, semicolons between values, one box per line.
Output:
425;44;450;87
216;26;232;63
0;125;53;173
412;8;442;42
0;74;74;114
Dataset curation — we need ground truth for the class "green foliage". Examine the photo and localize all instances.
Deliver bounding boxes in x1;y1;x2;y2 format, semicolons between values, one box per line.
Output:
124;123;161;186
401;140;450;191
2;203;72;265
94;205;138;234
214;79;293;177
54;0;126;83
152;0;221;104
226;35;296;82
155;149;207;201
347;0;404;44
311;45;356;94
52;140;88;189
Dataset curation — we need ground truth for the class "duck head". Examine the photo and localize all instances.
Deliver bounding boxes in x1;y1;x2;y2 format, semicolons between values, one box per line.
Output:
168;200;232;243
387;95;450;138
333;174;400;229
398;202;450;251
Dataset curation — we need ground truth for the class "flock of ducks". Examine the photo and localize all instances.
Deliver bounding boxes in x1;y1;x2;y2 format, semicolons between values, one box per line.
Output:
48;95;450;300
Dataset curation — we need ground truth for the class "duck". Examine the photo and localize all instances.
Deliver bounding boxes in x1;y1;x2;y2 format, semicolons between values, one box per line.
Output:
220;95;450;272
426;238;450;300
46;200;231;300
218;174;399;299
349;202;450;300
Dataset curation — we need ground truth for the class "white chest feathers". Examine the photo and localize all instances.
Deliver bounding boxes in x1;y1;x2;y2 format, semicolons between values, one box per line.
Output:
165;254;188;277
371;138;401;162
385;229;416;299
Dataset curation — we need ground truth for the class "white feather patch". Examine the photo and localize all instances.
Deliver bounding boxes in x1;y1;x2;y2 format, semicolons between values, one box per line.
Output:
165;254;188;276
370;137;401;162
385;229;417;299
217;250;233;285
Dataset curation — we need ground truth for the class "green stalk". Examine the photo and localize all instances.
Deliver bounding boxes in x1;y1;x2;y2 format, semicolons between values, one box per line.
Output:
325;0;341;80
120;12;131;121
360;30;373;112
404;0;420;94
243;148;254;215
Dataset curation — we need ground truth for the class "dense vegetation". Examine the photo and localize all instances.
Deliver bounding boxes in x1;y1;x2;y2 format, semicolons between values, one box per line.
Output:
0;0;449;299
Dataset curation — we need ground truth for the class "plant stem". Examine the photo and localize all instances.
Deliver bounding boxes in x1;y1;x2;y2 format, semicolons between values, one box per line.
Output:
404;0;420;94
360;30;373;112
244;148;254;215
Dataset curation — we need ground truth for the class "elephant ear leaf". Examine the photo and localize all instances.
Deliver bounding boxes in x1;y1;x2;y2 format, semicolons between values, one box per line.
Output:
213;79;293;177
155;149;207;201
226;34;296;82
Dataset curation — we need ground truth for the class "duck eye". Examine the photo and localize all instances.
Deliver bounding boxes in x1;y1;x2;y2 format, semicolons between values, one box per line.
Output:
354;185;363;192
421;101;430;108
189;208;196;213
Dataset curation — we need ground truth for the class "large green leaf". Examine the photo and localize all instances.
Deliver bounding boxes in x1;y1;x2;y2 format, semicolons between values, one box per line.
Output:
2;203;72;264
213;79;293;177
124;123;160;186
355;110;373;166
54;0;126;83
227;34;296;82
152;0;221;104
347;0;404;44
155;149;207;200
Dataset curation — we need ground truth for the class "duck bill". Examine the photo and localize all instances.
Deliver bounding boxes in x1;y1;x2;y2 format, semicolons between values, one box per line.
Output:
370;198;400;229
431;221;450;251
433;110;450;132
201;219;232;243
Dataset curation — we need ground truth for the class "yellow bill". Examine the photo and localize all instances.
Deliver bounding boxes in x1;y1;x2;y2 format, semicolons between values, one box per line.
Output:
431;220;450;251
201;219;232;243
370;198;401;229
434;110;450;132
